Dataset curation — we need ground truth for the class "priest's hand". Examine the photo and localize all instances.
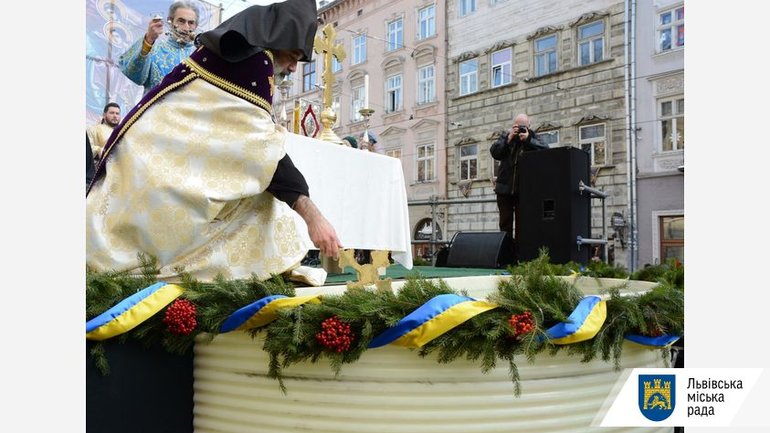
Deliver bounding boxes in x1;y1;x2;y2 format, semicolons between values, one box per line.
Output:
293;195;342;259
145;15;164;45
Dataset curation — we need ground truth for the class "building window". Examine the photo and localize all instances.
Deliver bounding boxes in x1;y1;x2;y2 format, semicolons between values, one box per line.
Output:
459;0;476;17
659;97;684;152
534;34;557;77
418;65;435;104
332;96;340;128
386;74;403;113
418;5;436;40
352;34;367;65
491;48;512;87
459;144;478;181
459;59;478;96
658;5;684;52
302;61;316;92
579;123;607;166
386;148;402;159
659;215;684;263
416;143;435;182
351;85;364;121
387;18;404;51
332;55;342;73
578;20;604;66
538;130;559;147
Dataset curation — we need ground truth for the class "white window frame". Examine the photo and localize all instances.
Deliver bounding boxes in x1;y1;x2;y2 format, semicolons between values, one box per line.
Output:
386;18;404;52
538;130;560;147
651;209;684;265
417;4;436;40
658;96;684;152
459;59;478;96
351;85;364;122
352;34;367;65
534;34;558;77
577;20;604;66
459;144;478;181
386;74;403;113
490;48;512;87
459;0;476;17
386;148;402;159
416;143;435;182
579;123;607;166
417;64;435;105
657;5;684;52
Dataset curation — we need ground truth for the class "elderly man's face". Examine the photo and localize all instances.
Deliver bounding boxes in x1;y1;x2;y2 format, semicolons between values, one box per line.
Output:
274;50;304;78
169;7;198;42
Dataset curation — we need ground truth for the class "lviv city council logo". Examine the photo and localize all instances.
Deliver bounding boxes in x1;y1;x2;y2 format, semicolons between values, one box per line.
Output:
639;374;676;421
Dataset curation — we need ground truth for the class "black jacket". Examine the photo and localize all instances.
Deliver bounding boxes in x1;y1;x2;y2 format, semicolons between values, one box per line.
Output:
489;129;549;196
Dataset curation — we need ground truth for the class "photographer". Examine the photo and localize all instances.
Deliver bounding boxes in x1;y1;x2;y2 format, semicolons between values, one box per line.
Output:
490;113;549;257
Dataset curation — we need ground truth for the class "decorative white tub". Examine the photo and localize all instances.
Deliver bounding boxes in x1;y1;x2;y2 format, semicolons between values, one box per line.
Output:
193;276;672;433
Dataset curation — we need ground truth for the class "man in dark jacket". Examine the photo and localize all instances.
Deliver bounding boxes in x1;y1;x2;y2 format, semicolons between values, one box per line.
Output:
490;113;549;253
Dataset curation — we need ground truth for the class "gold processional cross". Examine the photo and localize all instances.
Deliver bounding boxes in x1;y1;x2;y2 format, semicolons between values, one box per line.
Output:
313;24;346;144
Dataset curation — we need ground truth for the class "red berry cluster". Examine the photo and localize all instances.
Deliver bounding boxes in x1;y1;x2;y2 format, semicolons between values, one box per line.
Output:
315;316;355;353
163;298;198;336
508;311;535;338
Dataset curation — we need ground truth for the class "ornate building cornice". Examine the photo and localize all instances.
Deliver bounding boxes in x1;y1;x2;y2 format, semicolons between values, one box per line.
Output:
527;25;561;41
570;11;609;27
574;114;611;125
484;40;514;54
534;121;560;131
453;51;479;64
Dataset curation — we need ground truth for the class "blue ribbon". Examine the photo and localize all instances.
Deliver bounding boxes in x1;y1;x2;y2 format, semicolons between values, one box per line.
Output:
625;333;681;347
219;295;287;332
368;294;475;348
86;282;167;333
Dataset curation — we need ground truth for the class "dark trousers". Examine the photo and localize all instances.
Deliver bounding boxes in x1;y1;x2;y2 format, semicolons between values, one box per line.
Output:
496;194;519;260
496;194;519;239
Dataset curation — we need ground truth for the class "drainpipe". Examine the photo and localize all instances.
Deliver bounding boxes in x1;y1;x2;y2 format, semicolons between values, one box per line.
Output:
623;0;638;272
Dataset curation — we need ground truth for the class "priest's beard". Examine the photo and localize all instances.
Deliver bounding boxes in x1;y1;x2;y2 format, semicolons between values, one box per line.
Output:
273;66;290;87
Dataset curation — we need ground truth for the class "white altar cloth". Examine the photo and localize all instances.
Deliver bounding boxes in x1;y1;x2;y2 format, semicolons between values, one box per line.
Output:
285;133;413;269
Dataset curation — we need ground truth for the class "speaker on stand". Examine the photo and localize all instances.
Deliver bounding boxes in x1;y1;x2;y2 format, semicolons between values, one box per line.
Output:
517;147;592;265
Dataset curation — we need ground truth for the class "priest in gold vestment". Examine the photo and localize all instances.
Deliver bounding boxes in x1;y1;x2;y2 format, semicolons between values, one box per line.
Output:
86;0;341;283
86;102;120;162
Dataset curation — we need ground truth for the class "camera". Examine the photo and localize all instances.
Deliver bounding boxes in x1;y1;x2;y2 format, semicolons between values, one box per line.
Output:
515;125;527;133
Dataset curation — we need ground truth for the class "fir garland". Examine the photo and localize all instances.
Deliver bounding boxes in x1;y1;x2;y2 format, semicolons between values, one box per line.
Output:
86;251;684;395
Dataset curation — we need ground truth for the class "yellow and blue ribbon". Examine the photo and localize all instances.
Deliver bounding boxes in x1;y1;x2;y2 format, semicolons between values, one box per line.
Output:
543;295;607;344
219;294;321;332
625;333;681;347
86;282;184;341
368;294;498;349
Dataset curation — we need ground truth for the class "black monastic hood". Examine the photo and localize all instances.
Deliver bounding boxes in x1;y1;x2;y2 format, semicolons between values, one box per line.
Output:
196;0;318;63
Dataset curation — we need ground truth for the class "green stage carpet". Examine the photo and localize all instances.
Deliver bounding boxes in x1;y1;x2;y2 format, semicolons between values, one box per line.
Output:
323;265;510;285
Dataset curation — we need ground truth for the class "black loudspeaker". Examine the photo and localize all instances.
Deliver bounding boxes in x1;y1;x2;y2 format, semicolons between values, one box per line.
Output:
445;231;513;268
517;147;591;265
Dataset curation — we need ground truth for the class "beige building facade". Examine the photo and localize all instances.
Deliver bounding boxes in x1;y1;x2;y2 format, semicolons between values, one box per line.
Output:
271;0;684;271
445;0;632;267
